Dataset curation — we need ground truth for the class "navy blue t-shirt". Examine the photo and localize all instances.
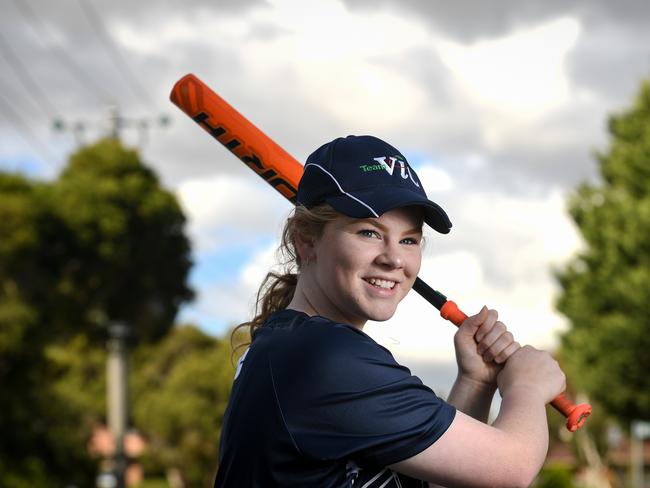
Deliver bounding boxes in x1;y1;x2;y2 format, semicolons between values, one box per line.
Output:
214;309;456;487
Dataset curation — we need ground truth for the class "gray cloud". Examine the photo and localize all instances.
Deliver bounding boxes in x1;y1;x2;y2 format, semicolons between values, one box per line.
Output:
568;22;650;108
335;0;649;195
344;0;650;41
0;0;265;175
3;0;647;343
2;0;649;207
343;0;577;41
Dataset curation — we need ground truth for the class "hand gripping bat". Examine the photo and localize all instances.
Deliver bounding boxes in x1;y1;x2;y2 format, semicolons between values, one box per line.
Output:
170;73;591;432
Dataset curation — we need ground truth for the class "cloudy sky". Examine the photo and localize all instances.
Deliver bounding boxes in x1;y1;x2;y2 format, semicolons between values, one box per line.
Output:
2;0;649;389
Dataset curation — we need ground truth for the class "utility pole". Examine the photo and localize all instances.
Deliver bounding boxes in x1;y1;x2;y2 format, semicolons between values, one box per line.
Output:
56;104;168;488
106;322;129;488
53;104;170;148
631;420;650;488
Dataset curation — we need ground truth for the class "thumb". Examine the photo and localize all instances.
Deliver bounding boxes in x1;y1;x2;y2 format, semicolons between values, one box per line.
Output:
458;305;488;337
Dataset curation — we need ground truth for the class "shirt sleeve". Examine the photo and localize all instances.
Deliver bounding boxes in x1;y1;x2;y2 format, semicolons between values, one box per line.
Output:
269;320;456;468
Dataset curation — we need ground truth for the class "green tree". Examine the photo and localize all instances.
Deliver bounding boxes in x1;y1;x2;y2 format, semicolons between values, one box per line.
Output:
131;325;237;487
532;464;575;488
556;79;650;424
0;173;96;486
49;138;194;342
0;138;194;486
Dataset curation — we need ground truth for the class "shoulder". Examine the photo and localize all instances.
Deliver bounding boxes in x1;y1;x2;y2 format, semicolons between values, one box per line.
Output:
267;311;404;379
266;313;433;411
260;309;390;355
261;312;456;468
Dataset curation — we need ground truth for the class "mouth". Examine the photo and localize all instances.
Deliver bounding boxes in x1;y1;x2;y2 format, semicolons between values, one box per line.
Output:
363;277;397;290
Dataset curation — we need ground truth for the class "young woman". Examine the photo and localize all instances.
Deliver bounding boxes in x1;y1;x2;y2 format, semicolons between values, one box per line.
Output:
214;135;566;488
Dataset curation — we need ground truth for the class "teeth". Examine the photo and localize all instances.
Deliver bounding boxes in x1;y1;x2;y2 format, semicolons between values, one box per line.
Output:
366;278;396;289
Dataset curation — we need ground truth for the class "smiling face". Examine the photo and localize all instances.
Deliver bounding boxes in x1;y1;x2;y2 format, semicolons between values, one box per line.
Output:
296;206;423;329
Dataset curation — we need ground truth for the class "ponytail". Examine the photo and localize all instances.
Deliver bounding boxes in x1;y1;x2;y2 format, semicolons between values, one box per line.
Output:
231;271;297;354
231;204;340;354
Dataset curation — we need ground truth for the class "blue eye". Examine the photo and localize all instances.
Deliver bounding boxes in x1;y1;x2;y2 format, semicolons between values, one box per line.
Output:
358;229;380;239
401;237;420;245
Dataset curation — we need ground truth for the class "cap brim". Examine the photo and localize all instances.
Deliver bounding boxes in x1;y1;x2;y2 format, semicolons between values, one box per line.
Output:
326;186;452;234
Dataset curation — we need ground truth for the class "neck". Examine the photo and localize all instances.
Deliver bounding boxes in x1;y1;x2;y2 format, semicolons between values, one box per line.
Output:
286;282;320;317
286;272;366;329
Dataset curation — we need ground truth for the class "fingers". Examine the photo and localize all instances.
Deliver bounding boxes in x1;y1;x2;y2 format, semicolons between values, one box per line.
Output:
473;308;520;364
492;340;521;364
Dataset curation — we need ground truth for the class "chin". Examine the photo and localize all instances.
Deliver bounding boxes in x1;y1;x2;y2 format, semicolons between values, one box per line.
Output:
364;307;398;323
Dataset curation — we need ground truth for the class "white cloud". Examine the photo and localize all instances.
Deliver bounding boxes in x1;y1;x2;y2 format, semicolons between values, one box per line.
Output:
110;0;434;131
191;241;282;328
108;1;584;146
438;18;581;118
240;243;286;288
447;188;583;284
111;17;198;55
106;2;588;363
252;0;430;60
2;0;646;382
417;165;455;193
437;17;582;149
176;174;289;253
239;0;433;129
298;64;430;130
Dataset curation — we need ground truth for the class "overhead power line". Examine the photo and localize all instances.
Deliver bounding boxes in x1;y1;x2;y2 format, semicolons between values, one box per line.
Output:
53;104;170;149
12;0;113;104
0;30;60;120
77;0;156;109
0;88;56;164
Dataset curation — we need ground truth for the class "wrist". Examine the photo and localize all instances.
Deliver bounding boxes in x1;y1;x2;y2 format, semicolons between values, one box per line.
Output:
449;374;497;422
455;373;498;395
498;383;547;404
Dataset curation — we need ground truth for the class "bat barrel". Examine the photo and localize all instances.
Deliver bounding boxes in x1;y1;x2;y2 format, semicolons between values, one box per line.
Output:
170;73;304;203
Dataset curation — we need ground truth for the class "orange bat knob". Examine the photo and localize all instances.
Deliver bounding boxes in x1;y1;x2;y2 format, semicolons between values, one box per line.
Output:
552;393;592;432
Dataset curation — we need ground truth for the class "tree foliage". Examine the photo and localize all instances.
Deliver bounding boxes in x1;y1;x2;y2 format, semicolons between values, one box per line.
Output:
0;173;97;487
48;138;194;342
556;79;650;424
132;325;237;487
0;139;194;486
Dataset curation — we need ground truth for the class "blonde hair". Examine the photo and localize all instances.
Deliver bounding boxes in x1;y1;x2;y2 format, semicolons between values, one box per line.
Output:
231;203;340;352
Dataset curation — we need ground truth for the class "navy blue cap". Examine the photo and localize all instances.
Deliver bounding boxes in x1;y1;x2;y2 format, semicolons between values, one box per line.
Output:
297;135;452;234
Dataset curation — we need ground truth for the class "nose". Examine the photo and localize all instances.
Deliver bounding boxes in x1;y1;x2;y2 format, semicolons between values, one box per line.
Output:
375;244;404;269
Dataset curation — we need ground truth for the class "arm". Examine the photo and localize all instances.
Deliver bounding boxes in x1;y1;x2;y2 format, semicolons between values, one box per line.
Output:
427;307;522;488
391;346;566;488
447;306;519;422
446;376;495;423
426;384;498;488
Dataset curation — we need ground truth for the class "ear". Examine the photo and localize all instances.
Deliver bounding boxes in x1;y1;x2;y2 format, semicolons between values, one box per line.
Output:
294;231;316;264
